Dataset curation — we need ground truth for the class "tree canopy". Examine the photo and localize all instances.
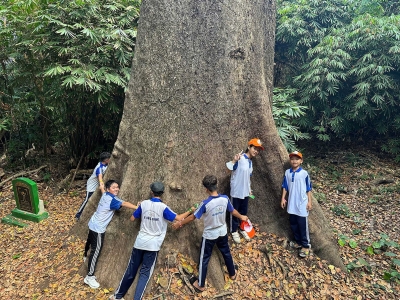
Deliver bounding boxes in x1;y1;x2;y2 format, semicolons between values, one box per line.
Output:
1;0;400;163
275;0;400;157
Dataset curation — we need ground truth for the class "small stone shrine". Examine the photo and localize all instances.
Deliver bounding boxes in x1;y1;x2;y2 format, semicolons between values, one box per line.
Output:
1;177;49;227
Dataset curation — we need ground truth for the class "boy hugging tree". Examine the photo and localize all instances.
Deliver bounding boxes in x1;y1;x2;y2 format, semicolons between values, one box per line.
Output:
109;182;195;300
172;175;248;293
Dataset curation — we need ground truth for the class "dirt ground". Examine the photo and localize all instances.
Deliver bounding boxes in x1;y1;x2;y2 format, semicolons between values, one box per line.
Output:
0;149;399;299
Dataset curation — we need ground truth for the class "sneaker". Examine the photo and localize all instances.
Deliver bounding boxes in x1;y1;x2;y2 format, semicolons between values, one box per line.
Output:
109;295;125;300
289;241;302;249
239;230;251;241
84;275;100;289
299;248;310;258
231;232;241;243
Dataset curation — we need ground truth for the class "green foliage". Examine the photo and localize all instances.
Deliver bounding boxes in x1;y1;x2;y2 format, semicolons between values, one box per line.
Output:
368;196;380;204
346;257;372;273
374;233;399;249
383;259;400;282
359;173;375;180
331;204;351;217
43;173;51;183
313;191;327;203
338;235;347;247
275;0;400;157
349;239;358;249
272;88;310;151
366;233;399;255
377;184;400;194
0;0;141;161
366;246;375;255
338;234;358;248
326;165;342;180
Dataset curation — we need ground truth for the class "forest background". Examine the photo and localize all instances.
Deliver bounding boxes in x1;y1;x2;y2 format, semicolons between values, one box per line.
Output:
1;0;400;166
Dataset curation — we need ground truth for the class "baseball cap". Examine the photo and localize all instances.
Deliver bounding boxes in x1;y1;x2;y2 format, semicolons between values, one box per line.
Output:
150;182;165;193
248;138;264;150
289;151;303;159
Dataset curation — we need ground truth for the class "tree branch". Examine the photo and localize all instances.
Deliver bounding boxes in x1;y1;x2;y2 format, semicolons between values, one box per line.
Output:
0;165;47;188
66;152;85;193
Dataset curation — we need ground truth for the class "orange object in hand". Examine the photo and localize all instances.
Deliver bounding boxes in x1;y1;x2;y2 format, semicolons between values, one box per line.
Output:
240;220;255;238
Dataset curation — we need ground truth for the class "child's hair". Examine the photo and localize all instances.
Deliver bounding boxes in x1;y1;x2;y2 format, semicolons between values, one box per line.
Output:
150;182;165;197
152;190;164;197
202;175;218;192
100;152;111;162
105;180;118;190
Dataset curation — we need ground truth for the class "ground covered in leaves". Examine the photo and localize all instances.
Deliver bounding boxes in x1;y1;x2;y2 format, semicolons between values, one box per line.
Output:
0;150;399;299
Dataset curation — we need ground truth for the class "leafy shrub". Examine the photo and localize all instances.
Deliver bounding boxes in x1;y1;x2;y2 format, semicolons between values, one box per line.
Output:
338;234;358;248
331;204;351;217
313;191;327;203
275;0;400;158
346;257;371;273
368;196;380;204
383;259;400;282
272;88;310;151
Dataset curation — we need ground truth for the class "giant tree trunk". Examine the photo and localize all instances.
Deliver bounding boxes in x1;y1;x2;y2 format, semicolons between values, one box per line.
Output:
73;0;343;296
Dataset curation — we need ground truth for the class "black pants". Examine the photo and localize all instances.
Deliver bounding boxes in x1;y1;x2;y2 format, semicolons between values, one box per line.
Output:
230;197;249;232
84;229;105;276
75;191;94;218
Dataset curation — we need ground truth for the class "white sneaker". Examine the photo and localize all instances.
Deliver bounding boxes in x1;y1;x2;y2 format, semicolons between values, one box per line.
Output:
109;295;125;300
232;232;241;243
84;275;100;289
239;230;251;241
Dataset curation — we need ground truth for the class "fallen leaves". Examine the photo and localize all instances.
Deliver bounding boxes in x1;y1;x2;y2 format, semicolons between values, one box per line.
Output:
1;150;400;299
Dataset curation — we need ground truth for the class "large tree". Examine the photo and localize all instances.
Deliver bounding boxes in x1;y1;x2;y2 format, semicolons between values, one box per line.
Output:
74;0;343;296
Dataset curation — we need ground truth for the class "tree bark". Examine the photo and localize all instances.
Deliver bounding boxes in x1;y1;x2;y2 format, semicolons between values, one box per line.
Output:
72;0;344;296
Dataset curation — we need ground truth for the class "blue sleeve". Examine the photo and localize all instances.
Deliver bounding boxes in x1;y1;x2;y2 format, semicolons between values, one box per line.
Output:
282;176;288;191
163;207;177;222
227;198;234;213
133;205;142;218
194;202;206;219
110;198;122;210
305;175;312;192
232;161;238;171
95;166;102;177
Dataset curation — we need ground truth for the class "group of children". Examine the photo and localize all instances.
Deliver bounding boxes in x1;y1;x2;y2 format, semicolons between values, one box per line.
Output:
77;139;313;299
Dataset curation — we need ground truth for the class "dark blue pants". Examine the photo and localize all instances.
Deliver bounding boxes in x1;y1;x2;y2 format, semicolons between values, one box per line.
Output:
114;248;158;300
75;191;94;219
198;235;235;287
230;197;248;232
289;214;310;248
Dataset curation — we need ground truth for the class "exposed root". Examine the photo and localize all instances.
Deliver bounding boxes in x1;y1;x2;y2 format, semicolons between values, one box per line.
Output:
212;291;233;298
178;264;195;294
